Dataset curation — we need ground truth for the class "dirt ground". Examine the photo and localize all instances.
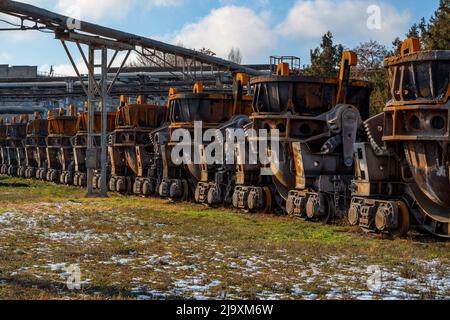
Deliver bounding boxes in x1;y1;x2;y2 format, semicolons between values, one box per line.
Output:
0;176;448;300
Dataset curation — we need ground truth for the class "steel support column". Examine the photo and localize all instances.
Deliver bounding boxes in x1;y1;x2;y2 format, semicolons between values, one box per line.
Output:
86;44;95;196
100;47;108;196
61;41;131;198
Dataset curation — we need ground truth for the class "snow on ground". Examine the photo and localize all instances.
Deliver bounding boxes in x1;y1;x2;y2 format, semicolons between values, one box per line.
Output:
0;202;448;300
109;250;450;300
0;211;15;225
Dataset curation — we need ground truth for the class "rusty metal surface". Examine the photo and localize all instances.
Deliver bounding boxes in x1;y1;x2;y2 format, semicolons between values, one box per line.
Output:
24;118;48;178
351;45;450;238
385;51;450;106
251;75;372;119
156;89;253;201
248;75;372;201
384;49;450;231
109;102;166;193
0;121;6;166
1;118;27;177
48;116;78;137
168;93;242;125
247;76;371;196
233;54;374;216
72;111;117;186
76;111;116;134
168;93;251;184
45;112;77;182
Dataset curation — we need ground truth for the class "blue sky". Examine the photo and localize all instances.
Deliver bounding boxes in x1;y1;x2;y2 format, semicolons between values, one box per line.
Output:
0;0;441;75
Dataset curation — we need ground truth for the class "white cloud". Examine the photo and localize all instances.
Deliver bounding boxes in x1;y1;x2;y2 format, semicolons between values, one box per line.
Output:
39;50;136;76
173;6;276;63
19;0;186;21
0;51;12;63
2;0;414;67
39;63;82;77
55;0;185;21
277;0;411;45
56;0;135;20
0;12;53;44
149;0;185;7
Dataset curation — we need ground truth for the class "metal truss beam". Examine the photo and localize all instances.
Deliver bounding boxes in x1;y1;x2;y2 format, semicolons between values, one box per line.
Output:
0;0;263;76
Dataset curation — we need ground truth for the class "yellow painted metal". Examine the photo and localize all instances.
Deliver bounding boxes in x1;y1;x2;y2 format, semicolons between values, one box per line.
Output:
395;201;411;237
19;115;28;123
69;103;75;117
276;63;290;76
168;87;178;96
401;37;421;56
58;108;65;117
136;95;147;105
234;72;249;86
339;51;357;81
120;95;129;106
193;82;204;94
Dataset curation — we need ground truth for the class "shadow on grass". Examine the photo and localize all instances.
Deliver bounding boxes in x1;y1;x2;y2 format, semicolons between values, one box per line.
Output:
374;229;450;244
0;182;30;188
0;276;138;300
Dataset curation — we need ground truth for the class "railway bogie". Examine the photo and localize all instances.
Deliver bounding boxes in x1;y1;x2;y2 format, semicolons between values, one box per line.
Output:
108;95;166;195
350;39;450;238
46;106;78;184
0;117;7;175
72;103;116;188
194;74;254;207
1;38;448;240
152;81;253;202
232;53;373;217
24;112;48;180
1;115;28;178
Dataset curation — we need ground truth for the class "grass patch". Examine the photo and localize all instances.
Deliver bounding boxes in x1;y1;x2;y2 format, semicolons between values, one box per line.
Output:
0;177;448;300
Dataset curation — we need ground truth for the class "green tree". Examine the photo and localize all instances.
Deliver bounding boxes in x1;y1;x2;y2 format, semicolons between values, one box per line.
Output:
390;37;403;56
198;48;217;57
392;0;449;53
354;40;388;70
353;41;389;116
228;47;243;64
304;31;344;78
422;0;450;50
390;19;427;56
128;45;216;67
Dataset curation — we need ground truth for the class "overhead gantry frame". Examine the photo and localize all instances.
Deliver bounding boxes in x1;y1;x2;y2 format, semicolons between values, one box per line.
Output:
0;0;263;197
57;35;134;197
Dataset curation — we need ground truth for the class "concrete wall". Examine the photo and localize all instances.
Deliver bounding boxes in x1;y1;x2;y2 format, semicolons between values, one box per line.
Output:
0;65;38;79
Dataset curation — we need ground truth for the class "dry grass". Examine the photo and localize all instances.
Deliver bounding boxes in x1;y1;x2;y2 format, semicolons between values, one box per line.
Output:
0;176;448;300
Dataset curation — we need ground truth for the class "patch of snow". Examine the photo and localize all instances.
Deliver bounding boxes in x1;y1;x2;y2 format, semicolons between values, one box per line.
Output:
43;230;110;244
111;256;134;265
48;263;66;271
304;294;318;300
145;255;173;266
0;212;15;225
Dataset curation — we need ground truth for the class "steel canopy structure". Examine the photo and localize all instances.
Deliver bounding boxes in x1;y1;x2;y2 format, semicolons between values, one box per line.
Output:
0;0;263;77
0;0;263;197
0;64;271;105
